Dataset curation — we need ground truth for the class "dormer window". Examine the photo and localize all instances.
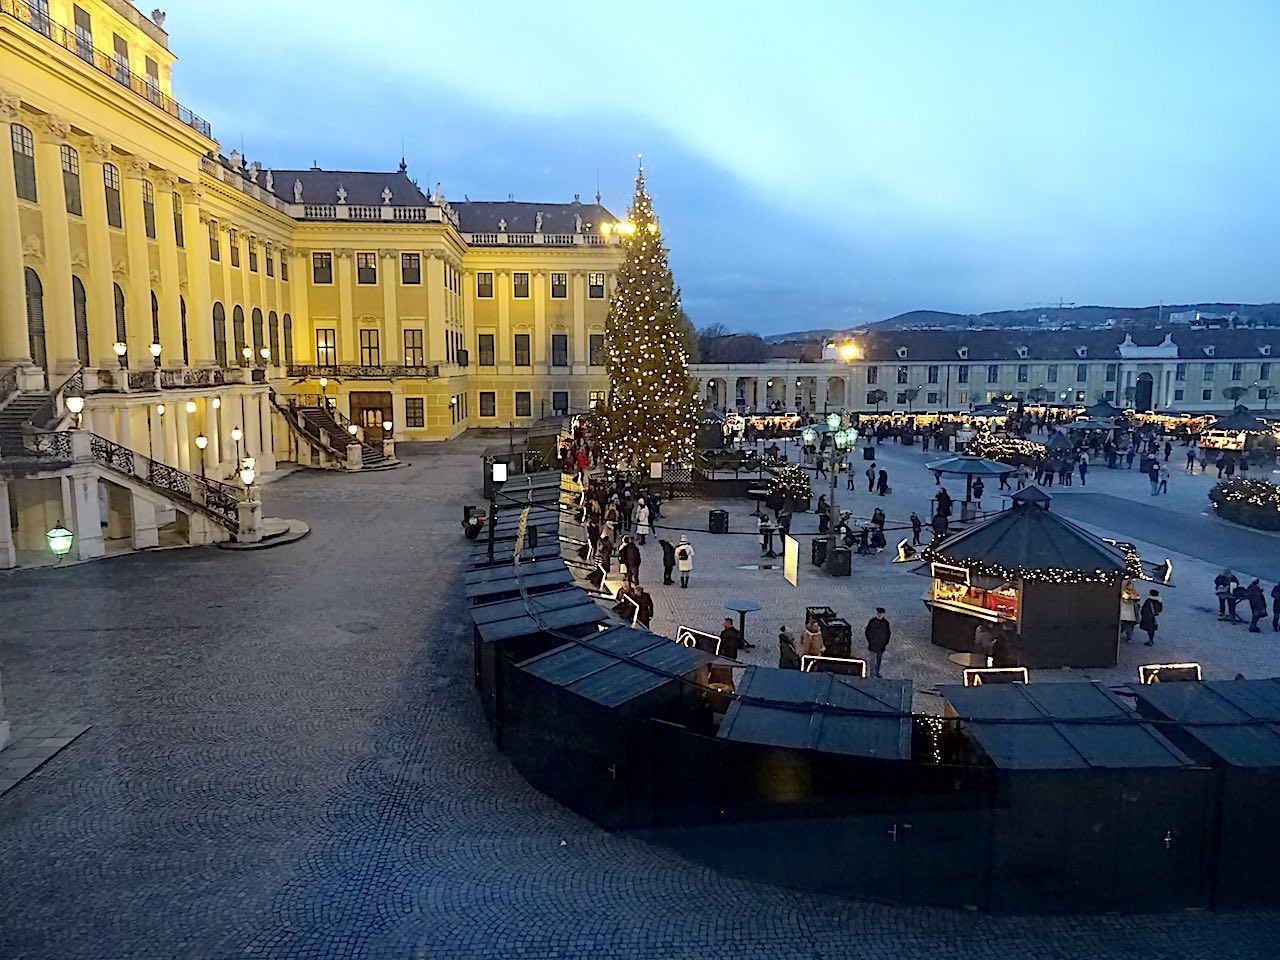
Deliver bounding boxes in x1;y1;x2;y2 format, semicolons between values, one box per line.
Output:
1075;346;1087;358
1203;345;1216;357
1261;345;1272;357
896;346;908;360
957;346;969;360
1017;345;1029;359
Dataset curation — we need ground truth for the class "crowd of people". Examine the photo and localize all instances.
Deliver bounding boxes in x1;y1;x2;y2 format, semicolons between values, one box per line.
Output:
1213;570;1280;633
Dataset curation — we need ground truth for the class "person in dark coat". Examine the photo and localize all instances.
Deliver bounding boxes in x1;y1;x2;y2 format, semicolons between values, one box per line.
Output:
876;469;889;496
864;608;891;678
1139;589;1163;646
658;538;676;585
719;617;744;660
936;487;953;517
1273;581;1280;633
910;512;923;545
619;536;641;587
992;621;1022;667
1247;579;1268;633
778;626;801;670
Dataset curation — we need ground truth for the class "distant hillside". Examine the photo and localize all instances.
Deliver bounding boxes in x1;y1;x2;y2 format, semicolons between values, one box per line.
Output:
765;303;1280;343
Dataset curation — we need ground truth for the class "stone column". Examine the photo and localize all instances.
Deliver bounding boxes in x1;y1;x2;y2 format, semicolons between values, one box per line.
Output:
162;402;179;466
256;393;275;471
204;398;221;472
0;91;31;364
66;441;105;560
532;271;549;365
0;480;15;569
120;156;154;360
571;272;587;370
154;171;184;363
33;115;79;372
175;400;191;471
289;248;311;362
243;392;261;461
148;404;164;461
185;193;215;365
81;137;118;367
132;496;159;549
335;249;354;363
456;262;473;364
380;248;398;366
497;271;512;370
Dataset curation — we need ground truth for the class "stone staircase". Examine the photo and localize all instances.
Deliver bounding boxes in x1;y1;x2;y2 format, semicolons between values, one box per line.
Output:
0;392;52;459
280;397;401;471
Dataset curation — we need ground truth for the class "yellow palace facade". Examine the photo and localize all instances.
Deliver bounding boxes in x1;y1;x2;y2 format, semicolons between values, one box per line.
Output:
0;0;621;565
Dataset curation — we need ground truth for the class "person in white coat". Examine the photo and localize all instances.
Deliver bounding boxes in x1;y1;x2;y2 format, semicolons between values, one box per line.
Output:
675;535;695;589
635;499;651;546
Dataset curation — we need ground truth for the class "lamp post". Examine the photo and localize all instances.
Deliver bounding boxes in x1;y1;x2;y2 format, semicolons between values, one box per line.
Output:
820;414;858;575
195;433;208;478
113;340;128;370
65;394;85;429
46;523;74;559
238;459;255;489
241;345;252;368
149;341;162;369
260;346;270;367
231;425;243;464
488;459;508;563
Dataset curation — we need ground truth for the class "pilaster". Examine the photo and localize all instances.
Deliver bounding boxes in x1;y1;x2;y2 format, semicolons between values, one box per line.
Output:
154;171;184;363
0;90;31;363
120;155;153;360
185;191;215;364
335;249;355;363
380;248;398;365
33;115;79;371
83;138;121;366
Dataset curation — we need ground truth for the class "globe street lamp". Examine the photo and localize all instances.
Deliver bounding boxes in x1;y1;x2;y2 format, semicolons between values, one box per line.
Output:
231;425;243;464
259;346;270;366
65;394;85;429
149;341;162;369
195;433;208;478
822;425;859;575
241;345;253;368
46;523;74;559
113;340;128;370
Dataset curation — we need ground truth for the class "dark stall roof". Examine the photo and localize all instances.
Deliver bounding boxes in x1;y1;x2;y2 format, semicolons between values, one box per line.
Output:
719;667;913;759
470;587;598;628
475;605;605;646
941;682;1192;770
1206;411;1272;432
465;566;574;603
928;493;1131;578
1128;679;1280;768
466;556;570;589
468;539;562;565
518;627;711;709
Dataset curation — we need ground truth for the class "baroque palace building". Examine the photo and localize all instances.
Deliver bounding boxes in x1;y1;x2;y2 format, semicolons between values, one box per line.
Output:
1;0;1275;569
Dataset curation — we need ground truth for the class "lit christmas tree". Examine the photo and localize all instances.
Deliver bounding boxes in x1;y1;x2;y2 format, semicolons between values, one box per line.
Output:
590;163;701;468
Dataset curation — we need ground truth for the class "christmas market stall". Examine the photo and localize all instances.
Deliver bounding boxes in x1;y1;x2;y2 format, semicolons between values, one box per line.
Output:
1199;410;1278;465
920;487;1139;668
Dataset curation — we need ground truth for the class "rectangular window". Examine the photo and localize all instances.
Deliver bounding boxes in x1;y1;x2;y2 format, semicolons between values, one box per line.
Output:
476;272;493;298
515;391;531;417
359;329;380;365
987;364;999;383
248;243;258;273
1260;362;1271;380
1175;363;1186;381
172;194;184;247
1075;390;1086;403
73;5;92;61
312;252;332;284
1017;364;1028;383
229;235;240;267
956;366;968;384
103;163;122;227
315;328;336;367
1174;389;1185;402
145;57;160;102
927;365;939;384
588;272;605;298
867;366;879;384
10;123;35;202
896;365;909;384
589;334;605;366
1103;390;1115;402
401;253;420;284
551;333;568;367
1046;364;1058;383
589;390;606;408
405;397;425;428
927;392;939;404
356;252;377;284
1231;362;1243;381
1202;388;1213;401
141;180;156;238
956;390;968;405
112;33;130;84
479;392;496;418
208;221;219;261
1076;364;1087;382
896;392;908;405
265;251;273;276
1203;363;1215;380
551;272;567;298
1105;363;1117;382
514;333;531;366
865;392;881;405
513;272;530;298
281;257;289;282
60;144;81;215
477;334;495;366
402;329;424;366
552;391;569;415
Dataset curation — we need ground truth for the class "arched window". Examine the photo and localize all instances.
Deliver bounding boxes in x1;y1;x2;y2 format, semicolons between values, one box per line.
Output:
141;179;156;238
232;305;246;365
25;267;46;369
172;192;184;247
180;297;188;366
282;314;293;366
251;307;264;365
113;283;127;344
11;124;36;202
150;291;160;345
268;311;279;365
61;144;81;215
103;162;122;227
212;302;227;368
72;275;90;366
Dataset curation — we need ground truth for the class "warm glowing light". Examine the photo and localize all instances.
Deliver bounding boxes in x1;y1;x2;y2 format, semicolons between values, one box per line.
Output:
212;398;220;409
46;524;74;557
65;395;85;415
112;341;127;357
149;342;162;358
155;403;166;416
231;426;243;442
185;400;197;414
239;466;256;486
382;420;392;432
195;434;209;450
839;342;859;361
348;424;358;435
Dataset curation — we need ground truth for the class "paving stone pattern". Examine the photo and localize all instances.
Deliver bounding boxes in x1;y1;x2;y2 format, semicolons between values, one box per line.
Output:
0;439;1277;959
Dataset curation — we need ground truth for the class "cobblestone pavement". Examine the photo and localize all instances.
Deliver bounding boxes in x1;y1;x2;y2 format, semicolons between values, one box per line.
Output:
1;439;1278;959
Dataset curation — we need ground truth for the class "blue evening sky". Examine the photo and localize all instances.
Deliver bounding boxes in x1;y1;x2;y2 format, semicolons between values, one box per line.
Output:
164;0;1279;335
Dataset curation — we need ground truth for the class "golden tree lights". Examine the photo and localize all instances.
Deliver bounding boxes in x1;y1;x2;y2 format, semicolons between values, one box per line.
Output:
590;163;700;468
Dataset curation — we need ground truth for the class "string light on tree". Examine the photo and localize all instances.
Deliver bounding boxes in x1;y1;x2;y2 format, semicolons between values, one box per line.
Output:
590;160;701;468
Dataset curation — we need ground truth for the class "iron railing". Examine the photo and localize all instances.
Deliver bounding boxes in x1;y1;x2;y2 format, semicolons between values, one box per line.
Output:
29;367;84;429
286;363;440;380
128;370;158;391
22;429;71;460
89;432;240;529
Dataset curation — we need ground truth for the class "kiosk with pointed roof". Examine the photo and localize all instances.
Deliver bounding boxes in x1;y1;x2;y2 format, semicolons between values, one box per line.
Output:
921;487;1136;668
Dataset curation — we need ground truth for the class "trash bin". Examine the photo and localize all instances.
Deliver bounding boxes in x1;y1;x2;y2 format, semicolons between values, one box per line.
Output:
709;509;729;534
829;546;852;578
811;539;828;567
820;615;853;654
863;446;877;461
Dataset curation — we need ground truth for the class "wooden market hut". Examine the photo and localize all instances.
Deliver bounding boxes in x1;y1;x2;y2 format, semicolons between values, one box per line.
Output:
922;487;1134;668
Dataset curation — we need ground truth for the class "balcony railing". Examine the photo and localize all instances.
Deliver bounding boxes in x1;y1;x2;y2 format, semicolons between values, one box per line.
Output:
1;0;212;139
462;231;619;247
286;363;440;380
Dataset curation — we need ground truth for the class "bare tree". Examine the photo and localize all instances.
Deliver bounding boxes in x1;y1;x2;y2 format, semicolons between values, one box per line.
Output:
902;385;921;413
1223;386;1249;403
1258;385;1277;411
868;388;889;413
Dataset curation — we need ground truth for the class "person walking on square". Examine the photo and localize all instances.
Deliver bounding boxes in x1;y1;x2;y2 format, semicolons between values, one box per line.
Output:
1148;461;1161;496
815;456;827;478
866;462;877;493
800;619;825;660
1247;579;1268;632
1186;446;1198;473
1140;589;1163;646
1272;581;1280;632
675;535;694;588
972;477;985;507
718;618;744;660
620;536;641;587
877;469;889;496
864;608;891;678
1126;446;1137;469
635;499;651;546
1164;440;1173;463
1119;581;1140;643
1078;454;1088;486
910;511;923;545
1158;463;1169;495
1215;569;1238;619
778;626;801;670
658;538;676;585
604;499;620;541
